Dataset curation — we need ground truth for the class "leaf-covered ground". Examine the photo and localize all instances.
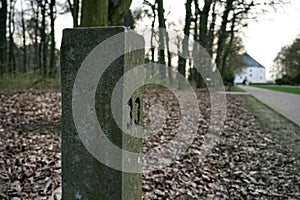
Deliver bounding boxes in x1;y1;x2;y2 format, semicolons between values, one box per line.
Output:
142;89;300;199
0;93;61;199
0;90;299;199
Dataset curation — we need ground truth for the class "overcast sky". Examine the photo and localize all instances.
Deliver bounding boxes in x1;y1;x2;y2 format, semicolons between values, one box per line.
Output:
56;1;300;80
244;2;300;79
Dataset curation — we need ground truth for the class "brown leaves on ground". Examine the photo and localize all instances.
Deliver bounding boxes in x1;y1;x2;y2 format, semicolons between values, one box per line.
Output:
142;89;300;199
0;89;299;199
0;93;61;200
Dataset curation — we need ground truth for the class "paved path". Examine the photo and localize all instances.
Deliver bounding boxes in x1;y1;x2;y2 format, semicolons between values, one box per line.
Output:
239;86;300;126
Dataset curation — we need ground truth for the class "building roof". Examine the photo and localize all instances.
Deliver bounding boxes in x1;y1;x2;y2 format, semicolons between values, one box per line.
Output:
243;53;265;68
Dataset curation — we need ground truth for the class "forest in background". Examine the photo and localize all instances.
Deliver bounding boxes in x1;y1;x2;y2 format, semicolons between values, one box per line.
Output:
0;0;295;91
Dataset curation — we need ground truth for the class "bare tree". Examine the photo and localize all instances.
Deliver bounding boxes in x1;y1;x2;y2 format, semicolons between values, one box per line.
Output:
67;0;79;27
215;0;234;77
199;0;213;50
30;0;40;73
8;0;16;75
178;0;192;78
165;30;173;83
156;0;166;68
207;0;216;56
38;0;47;76
49;0;56;77
0;0;7;76
143;0;156;62
213;0;284;77
21;0;27;73
191;0;204;88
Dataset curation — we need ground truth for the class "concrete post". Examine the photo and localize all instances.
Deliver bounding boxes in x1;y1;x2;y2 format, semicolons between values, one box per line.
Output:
61;27;144;199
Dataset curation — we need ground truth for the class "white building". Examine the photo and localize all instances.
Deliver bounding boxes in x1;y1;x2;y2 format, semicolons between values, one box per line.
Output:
234;53;267;84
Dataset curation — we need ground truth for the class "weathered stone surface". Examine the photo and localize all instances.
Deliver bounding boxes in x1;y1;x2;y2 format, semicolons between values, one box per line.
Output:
61;27;144;199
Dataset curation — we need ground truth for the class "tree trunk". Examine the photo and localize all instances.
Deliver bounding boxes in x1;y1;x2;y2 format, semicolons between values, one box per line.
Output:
144;0;156;77
194;0;199;42
81;0;132;27
49;0;56;77
189;0;198;86
0;0;7;76
199;0;212;49
221;14;236;76
192;0;204;88
67;0;79;27
40;0;47;77
21;0;27;73
215;0;233;76
109;0;132;25
81;0;109;27
178;0;192;78
73;0;79;27
156;0;166;78
30;0;40;73
166;31;172;83
207;1;216;56
8;0;16;75
220;1;254;76
148;1;156;63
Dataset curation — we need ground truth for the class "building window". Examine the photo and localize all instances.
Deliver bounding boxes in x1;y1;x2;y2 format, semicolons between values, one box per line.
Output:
249;69;252;72
240;76;242;79
250;74;252;77
260;77;262;80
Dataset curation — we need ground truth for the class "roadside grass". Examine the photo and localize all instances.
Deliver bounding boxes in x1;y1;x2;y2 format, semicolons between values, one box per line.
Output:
251;85;300;95
247;95;300;128
246;95;300;166
231;85;246;92
0;73;61;94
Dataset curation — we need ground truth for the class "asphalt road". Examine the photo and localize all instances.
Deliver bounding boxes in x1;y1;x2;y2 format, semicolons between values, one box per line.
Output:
239;86;300;126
